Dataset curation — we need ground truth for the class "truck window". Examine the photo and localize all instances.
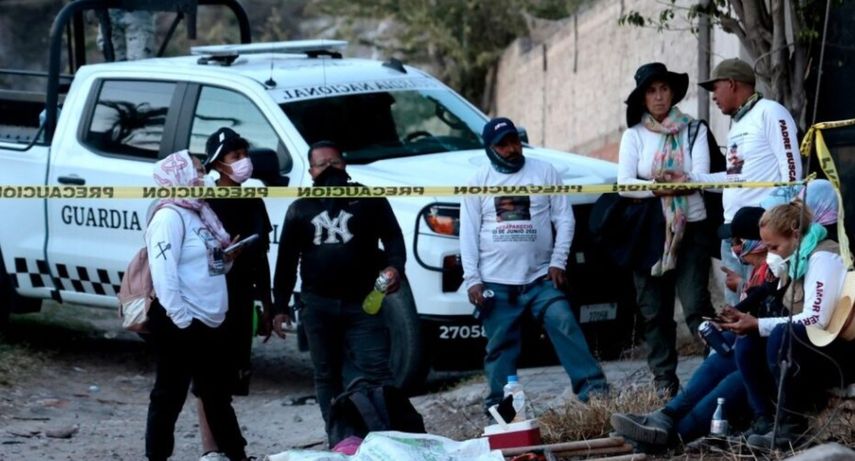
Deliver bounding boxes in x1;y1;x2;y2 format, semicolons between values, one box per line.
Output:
83;80;175;159
280;89;484;164
190;86;292;173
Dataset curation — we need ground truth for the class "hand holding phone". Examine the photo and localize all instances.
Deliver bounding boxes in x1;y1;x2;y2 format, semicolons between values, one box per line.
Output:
224;234;259;255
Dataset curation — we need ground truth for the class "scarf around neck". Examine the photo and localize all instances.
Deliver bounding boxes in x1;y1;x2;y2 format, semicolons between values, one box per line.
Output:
733;92;763;122
789;223;828;280
642;108;691;276
152;150;231;248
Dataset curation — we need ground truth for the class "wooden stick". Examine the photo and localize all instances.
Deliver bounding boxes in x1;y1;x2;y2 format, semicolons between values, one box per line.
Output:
551;444;634;457
584;455;647;461
501;436;625;457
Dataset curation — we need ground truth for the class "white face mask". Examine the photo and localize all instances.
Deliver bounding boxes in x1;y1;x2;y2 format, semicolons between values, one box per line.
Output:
766;252;790;278
223;157;253;183
203;175;217;187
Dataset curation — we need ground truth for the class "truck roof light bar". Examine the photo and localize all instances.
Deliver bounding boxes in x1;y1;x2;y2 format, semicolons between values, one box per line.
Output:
191;40;348;62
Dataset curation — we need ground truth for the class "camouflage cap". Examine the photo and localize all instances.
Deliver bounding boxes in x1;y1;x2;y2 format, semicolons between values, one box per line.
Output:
698;58;756;90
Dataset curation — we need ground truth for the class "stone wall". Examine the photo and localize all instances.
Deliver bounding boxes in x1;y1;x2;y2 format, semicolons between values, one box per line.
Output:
494;0;745;162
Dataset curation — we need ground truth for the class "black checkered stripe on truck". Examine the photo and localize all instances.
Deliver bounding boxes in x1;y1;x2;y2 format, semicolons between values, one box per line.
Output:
12;258;122;296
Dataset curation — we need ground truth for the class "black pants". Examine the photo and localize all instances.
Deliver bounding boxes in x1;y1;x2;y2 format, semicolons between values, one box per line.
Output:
633;220;715;389
145;301;247;461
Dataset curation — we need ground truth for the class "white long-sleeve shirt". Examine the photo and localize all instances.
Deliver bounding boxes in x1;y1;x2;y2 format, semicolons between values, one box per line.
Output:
692;98;802;222
757;250;846;337
146;206;228;329
617;121;710;222
460;157;574;289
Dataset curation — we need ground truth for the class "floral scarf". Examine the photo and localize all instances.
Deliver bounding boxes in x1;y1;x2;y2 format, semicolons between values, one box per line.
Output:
152;150;231;247
643;108;691;276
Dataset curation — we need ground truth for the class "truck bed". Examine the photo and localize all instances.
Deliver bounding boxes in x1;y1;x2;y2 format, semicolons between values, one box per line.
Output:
0;90;62;145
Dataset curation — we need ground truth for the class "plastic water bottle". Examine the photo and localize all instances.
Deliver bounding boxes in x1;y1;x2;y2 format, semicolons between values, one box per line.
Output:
503;375;527;422
710;397;728;436
362;271;391;315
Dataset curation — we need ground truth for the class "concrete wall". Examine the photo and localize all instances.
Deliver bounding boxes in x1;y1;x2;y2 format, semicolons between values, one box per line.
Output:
494;0;745;162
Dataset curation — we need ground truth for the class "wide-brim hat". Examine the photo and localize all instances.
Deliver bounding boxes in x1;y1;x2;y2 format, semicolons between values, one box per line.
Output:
625;62;689;127
807;271;855;347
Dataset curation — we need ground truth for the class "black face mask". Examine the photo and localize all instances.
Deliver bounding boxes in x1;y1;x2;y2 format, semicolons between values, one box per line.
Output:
485;146;525;174
313;166;351;187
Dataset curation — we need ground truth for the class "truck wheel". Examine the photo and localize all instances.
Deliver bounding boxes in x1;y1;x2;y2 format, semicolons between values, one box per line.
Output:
382;279;430;394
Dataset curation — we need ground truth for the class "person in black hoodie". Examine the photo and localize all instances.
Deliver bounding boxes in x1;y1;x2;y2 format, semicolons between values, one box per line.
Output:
272;140;405;425
195;127;273;460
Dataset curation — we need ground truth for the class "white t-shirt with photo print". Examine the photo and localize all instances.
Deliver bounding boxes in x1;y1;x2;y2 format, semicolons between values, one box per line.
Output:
460;157;574;289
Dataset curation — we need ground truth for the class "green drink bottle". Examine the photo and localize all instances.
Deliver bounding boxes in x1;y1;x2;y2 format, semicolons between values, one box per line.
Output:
363;271;391;315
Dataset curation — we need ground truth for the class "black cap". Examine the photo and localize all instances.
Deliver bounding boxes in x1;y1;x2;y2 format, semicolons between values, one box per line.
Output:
482;117;518;147
205;127;249;167
718;206;765;240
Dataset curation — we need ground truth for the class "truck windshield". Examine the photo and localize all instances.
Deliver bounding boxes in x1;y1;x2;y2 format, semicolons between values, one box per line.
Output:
280;89;485;164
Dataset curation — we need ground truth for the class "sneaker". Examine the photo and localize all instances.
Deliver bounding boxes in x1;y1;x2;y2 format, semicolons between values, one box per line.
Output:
746;421;807;452
610;410;673;446
732;415;773;441
199;452;230;461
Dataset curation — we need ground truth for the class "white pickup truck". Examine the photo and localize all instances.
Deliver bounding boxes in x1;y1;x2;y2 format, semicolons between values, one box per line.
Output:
0;0;636;390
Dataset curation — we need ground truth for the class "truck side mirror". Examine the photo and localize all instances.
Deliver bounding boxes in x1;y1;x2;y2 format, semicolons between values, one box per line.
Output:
517;127;529;144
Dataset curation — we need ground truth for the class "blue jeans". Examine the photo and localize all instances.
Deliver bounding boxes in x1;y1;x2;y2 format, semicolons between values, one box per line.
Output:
733;333;776;418
664;333;748;441
300;292;394;425
763;324;855;416
720;239;752;307
482;279;608;407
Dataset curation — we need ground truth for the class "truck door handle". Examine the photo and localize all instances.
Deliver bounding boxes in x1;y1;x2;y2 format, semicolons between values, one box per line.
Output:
58;175;86;185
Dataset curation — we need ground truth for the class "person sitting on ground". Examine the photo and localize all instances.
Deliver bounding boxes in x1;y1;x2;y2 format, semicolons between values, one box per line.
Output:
722;200;855;451
609;206;770;449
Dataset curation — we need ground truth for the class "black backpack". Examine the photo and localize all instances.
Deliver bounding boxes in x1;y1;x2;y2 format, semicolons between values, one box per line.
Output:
326;380;426;447
688;119;725;257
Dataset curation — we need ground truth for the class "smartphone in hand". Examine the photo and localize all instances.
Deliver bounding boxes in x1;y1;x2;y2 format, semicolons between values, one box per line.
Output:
224;234;259;255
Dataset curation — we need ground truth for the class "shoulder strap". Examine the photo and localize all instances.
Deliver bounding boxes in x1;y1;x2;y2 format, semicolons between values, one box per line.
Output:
348;390;389;431
687;120;703;157
156;205;187;245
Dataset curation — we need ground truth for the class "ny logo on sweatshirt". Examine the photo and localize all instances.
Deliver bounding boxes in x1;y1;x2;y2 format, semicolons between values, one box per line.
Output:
311;210;354;245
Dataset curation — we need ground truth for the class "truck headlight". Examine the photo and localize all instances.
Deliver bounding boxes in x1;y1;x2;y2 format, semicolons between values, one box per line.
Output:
423;204;460;236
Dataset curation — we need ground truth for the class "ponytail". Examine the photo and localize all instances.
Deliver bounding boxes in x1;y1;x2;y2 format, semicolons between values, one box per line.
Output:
759;199;813;238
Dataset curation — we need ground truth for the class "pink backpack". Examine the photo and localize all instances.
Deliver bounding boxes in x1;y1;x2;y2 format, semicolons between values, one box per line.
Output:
118;206;184;332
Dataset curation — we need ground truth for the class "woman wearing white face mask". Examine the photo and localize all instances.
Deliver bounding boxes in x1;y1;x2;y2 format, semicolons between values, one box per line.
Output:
720;200;855;450
194;128;276;461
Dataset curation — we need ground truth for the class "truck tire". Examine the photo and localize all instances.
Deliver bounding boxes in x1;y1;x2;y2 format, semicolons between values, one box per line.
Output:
382;279;430;394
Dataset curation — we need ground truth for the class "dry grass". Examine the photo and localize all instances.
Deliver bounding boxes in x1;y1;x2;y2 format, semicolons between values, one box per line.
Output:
538;386;666;443
536;384;855;460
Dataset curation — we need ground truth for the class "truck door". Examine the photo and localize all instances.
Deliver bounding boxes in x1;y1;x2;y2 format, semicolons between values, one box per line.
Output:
175;84;304;253
46;79;181;307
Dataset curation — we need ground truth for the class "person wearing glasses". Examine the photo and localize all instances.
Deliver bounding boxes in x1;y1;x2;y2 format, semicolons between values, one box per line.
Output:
271;141;408;429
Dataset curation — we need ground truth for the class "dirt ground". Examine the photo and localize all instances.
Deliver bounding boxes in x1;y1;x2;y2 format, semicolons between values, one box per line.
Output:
0;302;501;460
0;302;704;461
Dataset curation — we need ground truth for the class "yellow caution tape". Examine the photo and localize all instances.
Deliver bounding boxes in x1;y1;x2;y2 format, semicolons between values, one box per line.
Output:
803;118;855;269
0;180;808;200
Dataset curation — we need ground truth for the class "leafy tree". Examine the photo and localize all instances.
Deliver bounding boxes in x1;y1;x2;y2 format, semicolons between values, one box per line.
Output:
313;0;587;111
619;0;836;128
